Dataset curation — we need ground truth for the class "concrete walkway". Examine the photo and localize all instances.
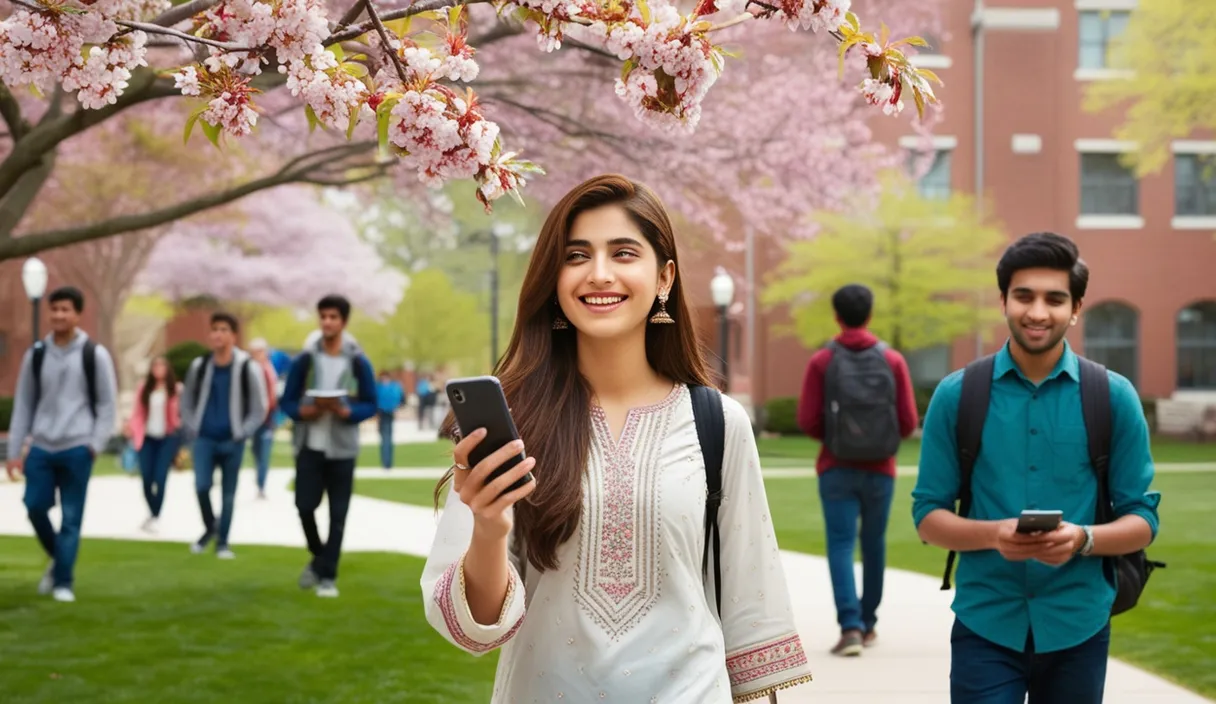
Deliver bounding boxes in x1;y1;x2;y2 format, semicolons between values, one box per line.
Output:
0;469;1208;704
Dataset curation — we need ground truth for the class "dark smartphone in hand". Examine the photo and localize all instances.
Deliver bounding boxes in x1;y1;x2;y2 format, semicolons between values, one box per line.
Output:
1017;509;1063;534
445;376;535;495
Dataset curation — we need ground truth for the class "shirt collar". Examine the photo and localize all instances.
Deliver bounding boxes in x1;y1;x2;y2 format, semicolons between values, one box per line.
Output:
993;338;1079;383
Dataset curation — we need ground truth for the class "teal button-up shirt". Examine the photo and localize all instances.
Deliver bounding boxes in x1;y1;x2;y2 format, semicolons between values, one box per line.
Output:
912;341;1161;653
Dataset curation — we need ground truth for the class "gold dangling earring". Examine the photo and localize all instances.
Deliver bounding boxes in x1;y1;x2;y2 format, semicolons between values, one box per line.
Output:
649;291;675;325
553;298;569;330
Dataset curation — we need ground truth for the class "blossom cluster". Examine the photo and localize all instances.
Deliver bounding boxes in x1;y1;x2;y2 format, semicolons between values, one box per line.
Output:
0;0;166;108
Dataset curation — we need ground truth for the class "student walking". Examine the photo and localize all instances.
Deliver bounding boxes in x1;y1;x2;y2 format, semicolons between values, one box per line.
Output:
913;232;1162;703
4;286;118;602
420;174;812;703
247;338;280;499
279;295;378;597
180;312;268;559
375;371;405;469
796;283;918;656
126;355;182;532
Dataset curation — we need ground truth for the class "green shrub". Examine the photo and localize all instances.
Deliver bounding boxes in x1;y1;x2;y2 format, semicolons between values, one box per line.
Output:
166;341;209;383
0;396;13;433
763;397;801;435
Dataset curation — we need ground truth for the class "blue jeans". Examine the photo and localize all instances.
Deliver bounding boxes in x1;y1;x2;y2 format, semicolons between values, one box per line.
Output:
950;618;1110;703
22;445;94;589
251;423;274;491
817;466;895;634
192;436;246;548
378;412;394;468
139;434;179;518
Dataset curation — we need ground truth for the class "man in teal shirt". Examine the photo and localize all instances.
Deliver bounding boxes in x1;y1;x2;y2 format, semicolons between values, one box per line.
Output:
913;232;1160;703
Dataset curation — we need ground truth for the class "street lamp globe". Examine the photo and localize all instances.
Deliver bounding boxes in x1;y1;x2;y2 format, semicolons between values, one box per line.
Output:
710;270;735;308
22;256;48;300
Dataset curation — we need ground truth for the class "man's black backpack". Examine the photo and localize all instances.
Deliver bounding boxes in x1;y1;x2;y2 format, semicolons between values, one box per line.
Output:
942;354;1165;616
190;353;253;419
31;340;99;418
822;341;901;462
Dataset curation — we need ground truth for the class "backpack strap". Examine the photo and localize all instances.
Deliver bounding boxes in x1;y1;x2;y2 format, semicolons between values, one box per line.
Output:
240;357;251;419
689;384;726;616
943;354;996;590
82;339;97;418
30;342;46;414
192;353;212;403
1078;358;1114;523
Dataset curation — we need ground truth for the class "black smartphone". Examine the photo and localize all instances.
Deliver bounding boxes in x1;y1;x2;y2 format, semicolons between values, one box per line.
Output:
445;375;534;495
1017;509;1063;534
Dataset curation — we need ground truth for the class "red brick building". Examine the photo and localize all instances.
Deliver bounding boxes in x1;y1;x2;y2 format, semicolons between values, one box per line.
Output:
681;0;1216;418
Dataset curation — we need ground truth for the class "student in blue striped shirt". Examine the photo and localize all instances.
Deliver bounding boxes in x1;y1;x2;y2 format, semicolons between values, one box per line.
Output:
913;232;1161;703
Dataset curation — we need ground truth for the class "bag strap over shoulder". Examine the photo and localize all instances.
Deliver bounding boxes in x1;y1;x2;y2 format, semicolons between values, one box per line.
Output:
943;354;995;590
690;384;726;616
1077;358;1113;523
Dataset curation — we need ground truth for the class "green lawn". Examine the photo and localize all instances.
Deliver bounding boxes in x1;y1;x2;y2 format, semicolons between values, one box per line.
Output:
353;472;1216;699
91;433;1216;476
0;538;496;703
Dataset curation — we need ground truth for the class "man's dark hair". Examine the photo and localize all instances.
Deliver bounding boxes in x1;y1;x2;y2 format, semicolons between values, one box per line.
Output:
831;284;873;329
996;232;1090;303
47;286;84;313
210;311;240;334
318;294;352;322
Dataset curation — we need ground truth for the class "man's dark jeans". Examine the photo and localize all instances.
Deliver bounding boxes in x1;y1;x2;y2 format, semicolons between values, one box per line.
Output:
377;412;394;469
23;445;94;589
193;436;245;548
295;448;355;581
950;618;1110;703
817;466;895;634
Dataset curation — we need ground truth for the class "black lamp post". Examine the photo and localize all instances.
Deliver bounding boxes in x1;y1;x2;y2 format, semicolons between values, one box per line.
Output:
22;257;48;346
710;270;736;392
488;222;514;371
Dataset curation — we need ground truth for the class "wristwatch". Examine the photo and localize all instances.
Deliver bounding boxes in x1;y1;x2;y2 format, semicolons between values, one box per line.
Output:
1078;525;1095;556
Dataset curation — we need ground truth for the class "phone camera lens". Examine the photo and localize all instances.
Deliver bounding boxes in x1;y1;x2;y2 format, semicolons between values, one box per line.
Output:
452;389;465;404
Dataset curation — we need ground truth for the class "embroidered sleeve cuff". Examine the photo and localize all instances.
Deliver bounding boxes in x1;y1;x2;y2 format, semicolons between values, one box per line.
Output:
433;553;526;655
726;633;814;702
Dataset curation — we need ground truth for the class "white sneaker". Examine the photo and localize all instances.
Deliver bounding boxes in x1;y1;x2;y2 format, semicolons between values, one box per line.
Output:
141;517;159;534
216;548;236;560
52;587;75;603
38;562;54;595
316;580;339;598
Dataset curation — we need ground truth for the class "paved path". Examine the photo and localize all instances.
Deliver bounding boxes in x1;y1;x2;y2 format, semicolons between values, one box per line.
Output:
0;469;1208;704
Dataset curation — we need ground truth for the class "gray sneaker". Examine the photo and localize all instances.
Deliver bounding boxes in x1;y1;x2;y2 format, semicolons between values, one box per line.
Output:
38;562;54;595
830;630;864;657
316;580;339;598
299;565;320;590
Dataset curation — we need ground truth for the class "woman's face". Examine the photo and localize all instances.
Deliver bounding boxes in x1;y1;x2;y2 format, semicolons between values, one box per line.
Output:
557;204;674;341
151;358;168;381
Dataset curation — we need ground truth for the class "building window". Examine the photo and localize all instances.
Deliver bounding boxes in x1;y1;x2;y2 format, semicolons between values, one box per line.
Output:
1080;153;1138;215
906;344;950;388
908;150;952;201
1175;154;1216;217
1178;301;1216;390
1078;10;1130;69
1083;302;1138;388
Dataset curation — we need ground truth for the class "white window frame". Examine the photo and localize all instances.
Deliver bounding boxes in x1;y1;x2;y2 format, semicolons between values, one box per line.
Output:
1075;139;1143;229
1075;5;1135;80
1171;141;1216;229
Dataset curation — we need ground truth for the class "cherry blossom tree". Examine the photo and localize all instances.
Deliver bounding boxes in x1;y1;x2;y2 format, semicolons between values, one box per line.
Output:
137;184;407;316
0;0;942;260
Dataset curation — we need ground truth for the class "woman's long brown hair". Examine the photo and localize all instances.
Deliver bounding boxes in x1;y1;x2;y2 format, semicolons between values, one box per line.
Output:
435;174;715;571
139;356;177;411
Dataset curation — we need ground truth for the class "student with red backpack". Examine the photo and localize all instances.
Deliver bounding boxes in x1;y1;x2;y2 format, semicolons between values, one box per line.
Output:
796;283;919;657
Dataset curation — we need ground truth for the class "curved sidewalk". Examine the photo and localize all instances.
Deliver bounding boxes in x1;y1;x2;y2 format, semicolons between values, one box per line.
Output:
0;469;1208;704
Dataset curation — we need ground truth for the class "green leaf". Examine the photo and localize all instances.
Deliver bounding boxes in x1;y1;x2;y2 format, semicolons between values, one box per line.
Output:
305;104;323;132
328;44;345;63
183;113;200;144
620;58;635;82
200;120;222;149
346;103;361;141
638;0;651;24
342;62;369;79
377;102;394;158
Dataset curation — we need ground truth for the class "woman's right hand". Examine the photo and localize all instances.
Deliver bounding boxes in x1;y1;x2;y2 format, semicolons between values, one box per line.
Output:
452;428;537;541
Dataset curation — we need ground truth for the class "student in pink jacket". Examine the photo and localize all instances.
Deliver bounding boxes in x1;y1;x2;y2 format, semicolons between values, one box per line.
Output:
126;356;182;532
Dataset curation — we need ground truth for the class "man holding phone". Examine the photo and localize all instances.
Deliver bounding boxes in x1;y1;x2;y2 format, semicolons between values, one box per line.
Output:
279;294;378;597
912;233;1160;702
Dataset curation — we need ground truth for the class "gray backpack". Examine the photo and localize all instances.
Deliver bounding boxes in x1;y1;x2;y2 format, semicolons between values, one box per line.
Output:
823;341;901;462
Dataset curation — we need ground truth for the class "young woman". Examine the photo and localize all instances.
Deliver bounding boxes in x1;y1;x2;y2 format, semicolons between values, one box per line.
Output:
126;356;182;532
421;174;812;702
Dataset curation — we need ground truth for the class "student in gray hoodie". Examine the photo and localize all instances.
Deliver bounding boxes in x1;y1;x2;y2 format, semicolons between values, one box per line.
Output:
5;286;118;603
279;295;378;597
180;312;268;558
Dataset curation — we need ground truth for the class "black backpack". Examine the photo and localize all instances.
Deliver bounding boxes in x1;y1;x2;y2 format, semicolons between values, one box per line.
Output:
191;353;253;419
941;354;1165;616
31;340;99;418
822;341;901;462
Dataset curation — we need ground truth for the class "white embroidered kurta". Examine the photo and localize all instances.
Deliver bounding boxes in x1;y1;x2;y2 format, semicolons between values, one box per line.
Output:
421;385;812;703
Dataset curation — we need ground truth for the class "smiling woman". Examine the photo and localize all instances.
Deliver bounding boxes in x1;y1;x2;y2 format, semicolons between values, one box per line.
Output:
421;174;814;703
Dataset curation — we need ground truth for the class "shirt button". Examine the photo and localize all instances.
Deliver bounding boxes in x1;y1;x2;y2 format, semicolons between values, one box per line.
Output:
1030;465;1038;471
1032;394;1038;400
1030;429;1038;435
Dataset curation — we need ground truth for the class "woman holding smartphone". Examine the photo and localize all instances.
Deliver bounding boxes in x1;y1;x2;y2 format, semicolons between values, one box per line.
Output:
421;174;812;702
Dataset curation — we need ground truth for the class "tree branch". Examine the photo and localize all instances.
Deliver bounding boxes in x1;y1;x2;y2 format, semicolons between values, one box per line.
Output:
324;0;492;46
333;1;368;32
0;143;382;260
0;149;55;238
118;21;259;52
363;0;410;85
0;79;27;142
151;0;221;28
